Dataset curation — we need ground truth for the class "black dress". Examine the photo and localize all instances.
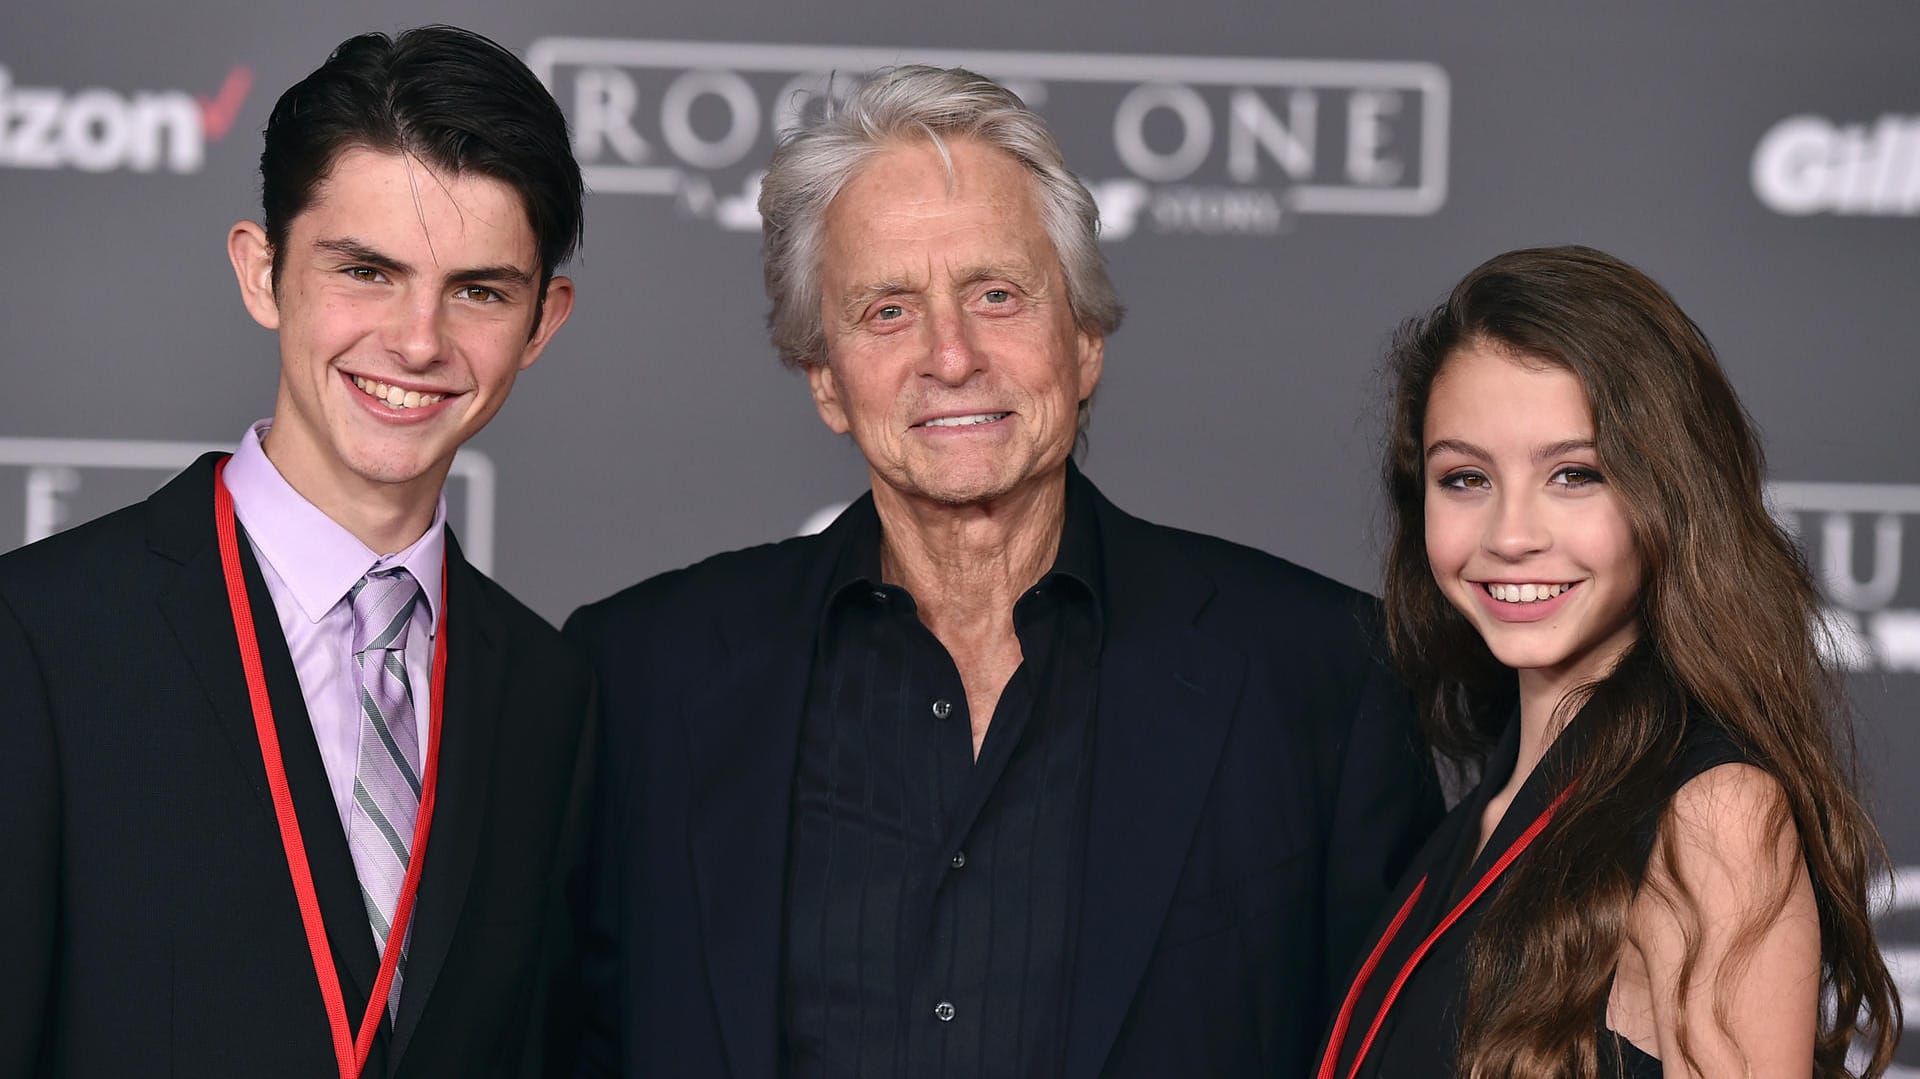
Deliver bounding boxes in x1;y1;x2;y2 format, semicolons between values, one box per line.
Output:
1317;702;1745;1079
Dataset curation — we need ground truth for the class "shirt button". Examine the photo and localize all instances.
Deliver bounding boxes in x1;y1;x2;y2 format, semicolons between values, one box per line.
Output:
934;1000;956;1022
931;698;953;720
870;590;887;603
950;851;967;869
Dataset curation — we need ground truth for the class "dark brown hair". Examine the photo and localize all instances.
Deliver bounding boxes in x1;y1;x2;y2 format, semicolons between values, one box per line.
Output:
259;26;583;319
1382;245;1900;1076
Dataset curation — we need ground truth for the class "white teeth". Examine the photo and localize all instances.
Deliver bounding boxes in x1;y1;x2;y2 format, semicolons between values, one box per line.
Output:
352;375;445;409
1487;582;1569;604
922;412;1010;427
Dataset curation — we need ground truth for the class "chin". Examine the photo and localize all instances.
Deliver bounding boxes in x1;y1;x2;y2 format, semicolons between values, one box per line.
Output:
930;476;1029;506
341;447;442;488
892;463;1004;504
1487;646;1571;673
928;456;1064;501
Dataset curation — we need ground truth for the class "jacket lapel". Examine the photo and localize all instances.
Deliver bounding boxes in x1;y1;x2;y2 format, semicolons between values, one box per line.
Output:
1064;487;1244;1079
389;531;507;1067
149;454;384;1046
153;456;274;821
683;520;849;1079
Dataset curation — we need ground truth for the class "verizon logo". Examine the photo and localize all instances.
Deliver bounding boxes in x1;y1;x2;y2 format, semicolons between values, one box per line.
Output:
0;64;251;174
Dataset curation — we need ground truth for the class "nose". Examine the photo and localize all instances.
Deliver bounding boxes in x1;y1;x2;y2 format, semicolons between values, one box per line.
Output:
384;289;446;369
1484;489;1550;561
917;299;984;387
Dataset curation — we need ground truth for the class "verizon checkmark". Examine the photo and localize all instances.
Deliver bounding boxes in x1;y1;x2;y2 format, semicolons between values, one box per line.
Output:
196;66;253;141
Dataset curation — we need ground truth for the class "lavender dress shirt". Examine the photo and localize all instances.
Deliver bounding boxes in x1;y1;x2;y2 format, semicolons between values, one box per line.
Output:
223;421;446;831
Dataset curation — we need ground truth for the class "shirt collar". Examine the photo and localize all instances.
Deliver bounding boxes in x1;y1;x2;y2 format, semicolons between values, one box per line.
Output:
821;467;1108;630
1051;463;1107;617
223;420;447;633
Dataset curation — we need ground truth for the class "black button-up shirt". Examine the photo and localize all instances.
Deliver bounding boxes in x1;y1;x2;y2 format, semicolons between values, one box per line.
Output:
782;481;1105;1079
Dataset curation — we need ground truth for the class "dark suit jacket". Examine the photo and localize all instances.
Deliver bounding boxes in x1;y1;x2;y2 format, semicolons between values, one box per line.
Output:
0;453;596;1079
564;470;1441;1078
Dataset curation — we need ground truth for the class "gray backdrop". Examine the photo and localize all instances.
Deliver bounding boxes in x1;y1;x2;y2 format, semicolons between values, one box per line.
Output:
3;2;1915;1064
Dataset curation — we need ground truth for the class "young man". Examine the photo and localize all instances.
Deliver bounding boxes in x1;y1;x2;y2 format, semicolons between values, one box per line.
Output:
0;27;592;1078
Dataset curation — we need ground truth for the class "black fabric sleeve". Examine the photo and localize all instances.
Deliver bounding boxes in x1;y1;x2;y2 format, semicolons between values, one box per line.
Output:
558;606;629;1079
0;590;58;1077
1318;634;1443;1012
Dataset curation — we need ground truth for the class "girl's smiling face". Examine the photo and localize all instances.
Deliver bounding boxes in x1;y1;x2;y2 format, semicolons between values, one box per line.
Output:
1422;341;1645;696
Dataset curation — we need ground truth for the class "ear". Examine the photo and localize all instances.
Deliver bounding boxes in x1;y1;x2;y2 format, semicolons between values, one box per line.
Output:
805;360;850;435
517;274;577;371
1075;328;1105;401
227;221;280;330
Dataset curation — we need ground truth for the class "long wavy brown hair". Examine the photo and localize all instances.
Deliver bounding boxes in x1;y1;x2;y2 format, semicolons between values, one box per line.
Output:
1381;245;1901;1076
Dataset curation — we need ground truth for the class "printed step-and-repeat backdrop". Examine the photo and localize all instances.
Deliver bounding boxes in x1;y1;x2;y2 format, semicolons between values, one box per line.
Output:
3;2;1914;1063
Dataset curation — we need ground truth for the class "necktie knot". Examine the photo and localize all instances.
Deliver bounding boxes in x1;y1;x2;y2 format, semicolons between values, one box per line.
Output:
350;568;420;656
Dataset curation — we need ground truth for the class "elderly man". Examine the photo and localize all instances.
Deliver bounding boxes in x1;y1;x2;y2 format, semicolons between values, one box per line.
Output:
566;66;1439;1078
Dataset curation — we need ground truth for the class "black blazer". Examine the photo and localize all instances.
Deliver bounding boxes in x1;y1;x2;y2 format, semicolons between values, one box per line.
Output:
0;453;596;1078
563;471;1440;1078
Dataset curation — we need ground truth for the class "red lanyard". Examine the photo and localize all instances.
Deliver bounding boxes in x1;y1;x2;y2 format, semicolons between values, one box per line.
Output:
212;458;446;1079
1317;783;1576;1079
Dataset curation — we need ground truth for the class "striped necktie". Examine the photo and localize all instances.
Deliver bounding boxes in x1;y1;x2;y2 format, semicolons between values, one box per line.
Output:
346;567;423;1017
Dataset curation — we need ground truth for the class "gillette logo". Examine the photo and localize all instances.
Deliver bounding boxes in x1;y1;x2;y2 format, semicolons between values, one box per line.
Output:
1752;114;1920;217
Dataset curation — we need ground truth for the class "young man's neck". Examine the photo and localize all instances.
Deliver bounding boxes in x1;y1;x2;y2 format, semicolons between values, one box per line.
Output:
258;426;443;556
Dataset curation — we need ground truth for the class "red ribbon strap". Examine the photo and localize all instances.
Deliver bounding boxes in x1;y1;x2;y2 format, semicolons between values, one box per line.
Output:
1318;782;1576;1079
213;458;446;1079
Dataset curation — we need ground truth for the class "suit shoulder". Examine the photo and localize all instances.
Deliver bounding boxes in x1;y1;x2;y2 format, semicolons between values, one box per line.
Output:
1131;516;1381;622
461;566;590;682
565;532;826;640
0;502;151;599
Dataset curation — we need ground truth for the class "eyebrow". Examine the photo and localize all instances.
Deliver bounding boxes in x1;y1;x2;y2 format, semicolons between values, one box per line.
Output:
954;260;1037;286
836;279;910;321
313;237;534;288
1424;437;1597;463
837;260;1045;312
314;238;409;275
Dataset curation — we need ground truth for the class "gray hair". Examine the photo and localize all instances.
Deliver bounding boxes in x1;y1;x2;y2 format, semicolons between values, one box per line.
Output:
757;64;1124;370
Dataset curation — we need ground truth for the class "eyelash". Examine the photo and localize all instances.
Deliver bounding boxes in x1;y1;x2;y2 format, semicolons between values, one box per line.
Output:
343;269;505;304
872;294;1008;316
1435;466;1606;490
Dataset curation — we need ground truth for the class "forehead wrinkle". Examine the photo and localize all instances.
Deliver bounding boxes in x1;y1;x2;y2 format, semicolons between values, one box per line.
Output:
945;252;1049;291
839;242;930;292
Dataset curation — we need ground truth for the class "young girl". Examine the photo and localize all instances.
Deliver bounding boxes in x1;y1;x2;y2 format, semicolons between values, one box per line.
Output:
1318;246;1900;1077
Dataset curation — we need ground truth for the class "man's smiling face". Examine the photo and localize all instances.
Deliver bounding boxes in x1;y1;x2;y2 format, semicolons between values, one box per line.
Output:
234;146;569;508
806;136;1104;511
